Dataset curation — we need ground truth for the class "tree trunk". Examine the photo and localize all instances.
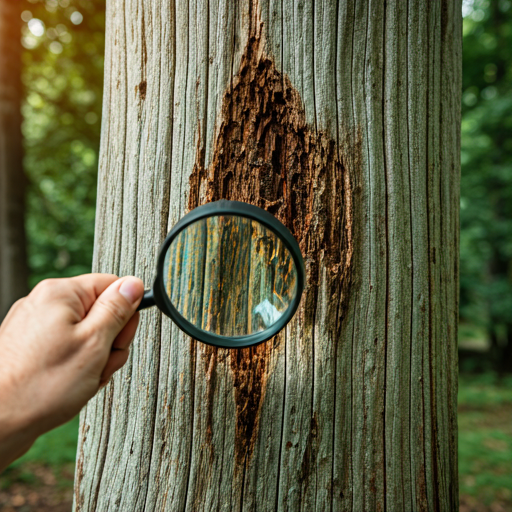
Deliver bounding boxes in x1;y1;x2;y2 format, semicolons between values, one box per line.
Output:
0;1;28;320
75;1;461;511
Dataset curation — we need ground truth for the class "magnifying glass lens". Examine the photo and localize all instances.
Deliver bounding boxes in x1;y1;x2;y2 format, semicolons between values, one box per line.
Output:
163;215;298;338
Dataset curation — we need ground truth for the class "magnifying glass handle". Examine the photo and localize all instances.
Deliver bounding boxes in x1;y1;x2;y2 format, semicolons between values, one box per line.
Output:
137;289;155;311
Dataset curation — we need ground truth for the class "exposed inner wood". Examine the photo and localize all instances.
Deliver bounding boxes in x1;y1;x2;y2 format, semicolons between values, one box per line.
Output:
188;6;354;469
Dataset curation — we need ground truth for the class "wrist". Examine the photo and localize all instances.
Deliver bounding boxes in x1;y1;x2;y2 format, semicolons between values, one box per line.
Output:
0;371;39;472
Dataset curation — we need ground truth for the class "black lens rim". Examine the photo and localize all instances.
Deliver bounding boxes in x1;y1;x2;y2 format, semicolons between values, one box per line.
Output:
151;200;306;349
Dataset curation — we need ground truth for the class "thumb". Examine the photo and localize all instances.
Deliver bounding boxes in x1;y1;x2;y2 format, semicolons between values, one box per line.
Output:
82;276;145;343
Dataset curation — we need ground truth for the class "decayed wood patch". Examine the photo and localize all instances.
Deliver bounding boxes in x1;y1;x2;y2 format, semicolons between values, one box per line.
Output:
188;4;355;470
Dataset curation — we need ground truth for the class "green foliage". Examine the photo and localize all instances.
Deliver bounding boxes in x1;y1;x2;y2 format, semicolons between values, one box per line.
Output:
460;0;512;338
0;0;98;492
21;0;105;286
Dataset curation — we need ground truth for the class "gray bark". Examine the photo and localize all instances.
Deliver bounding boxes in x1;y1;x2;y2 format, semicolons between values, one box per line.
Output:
0;1;28;321
75;1;461;511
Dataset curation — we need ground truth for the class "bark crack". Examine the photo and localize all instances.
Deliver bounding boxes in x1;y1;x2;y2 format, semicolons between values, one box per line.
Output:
188;0;355;477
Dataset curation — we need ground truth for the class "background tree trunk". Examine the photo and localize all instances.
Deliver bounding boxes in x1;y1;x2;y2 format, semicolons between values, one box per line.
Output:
75;1;461;510
0;1;28;320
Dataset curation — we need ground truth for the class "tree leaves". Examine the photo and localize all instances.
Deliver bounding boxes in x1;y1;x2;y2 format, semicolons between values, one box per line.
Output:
22;0;104;286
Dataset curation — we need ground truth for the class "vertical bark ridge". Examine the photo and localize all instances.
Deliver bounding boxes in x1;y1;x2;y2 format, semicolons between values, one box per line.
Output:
330;1;358;508
382;0;389;507
140;0;177;506
406;0;417;508
384;0;412;509
176;2;195;510
134;3;164;508
274;325;287;510
311;0;318;133
424;4;437;511
115;0;162;505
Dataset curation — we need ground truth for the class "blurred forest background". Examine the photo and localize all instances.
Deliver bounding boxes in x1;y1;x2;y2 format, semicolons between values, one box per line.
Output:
0;0;511;510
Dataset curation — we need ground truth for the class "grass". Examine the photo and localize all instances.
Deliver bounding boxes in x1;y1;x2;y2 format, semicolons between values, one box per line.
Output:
458;372;512;508
458;323;491;351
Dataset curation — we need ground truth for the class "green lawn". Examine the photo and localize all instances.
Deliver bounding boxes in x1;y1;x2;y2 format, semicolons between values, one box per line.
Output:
458;373;512;509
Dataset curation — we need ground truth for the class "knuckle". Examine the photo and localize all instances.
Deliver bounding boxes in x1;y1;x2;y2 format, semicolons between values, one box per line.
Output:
1;298;27;325
11;297;26;310
31;278;68;299
32;279;55;294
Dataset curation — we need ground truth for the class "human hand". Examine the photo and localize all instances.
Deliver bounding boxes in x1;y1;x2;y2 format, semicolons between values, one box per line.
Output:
0;274;144;472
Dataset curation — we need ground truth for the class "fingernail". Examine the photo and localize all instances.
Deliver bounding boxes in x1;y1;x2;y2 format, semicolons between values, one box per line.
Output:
119;277;143;305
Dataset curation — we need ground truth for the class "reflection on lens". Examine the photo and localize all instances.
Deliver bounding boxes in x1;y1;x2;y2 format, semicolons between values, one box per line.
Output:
163;215;298;337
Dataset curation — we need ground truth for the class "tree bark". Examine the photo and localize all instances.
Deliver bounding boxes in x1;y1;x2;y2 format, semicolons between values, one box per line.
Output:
0;1;28;321
75;1;461;511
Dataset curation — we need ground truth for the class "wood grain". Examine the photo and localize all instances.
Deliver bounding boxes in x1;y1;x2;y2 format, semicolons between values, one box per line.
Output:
75;1;461;510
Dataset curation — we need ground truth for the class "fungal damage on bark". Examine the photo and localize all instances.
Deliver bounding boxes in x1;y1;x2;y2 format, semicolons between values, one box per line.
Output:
188;3;355;472
136;80;147;100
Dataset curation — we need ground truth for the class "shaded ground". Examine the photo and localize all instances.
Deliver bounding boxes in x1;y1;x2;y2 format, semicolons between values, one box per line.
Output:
0;462;73;512
460;495;512;512
0;417;78;512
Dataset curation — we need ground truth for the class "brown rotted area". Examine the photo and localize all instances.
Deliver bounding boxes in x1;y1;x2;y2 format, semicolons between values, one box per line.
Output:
188;27;353;469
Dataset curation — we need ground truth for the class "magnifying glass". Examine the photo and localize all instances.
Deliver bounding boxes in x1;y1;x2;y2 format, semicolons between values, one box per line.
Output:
137;200;305;349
